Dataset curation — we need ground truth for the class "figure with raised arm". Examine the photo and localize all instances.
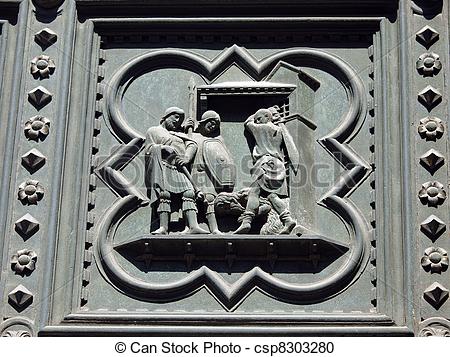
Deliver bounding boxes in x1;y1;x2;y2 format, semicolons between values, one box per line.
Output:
234;106;299;235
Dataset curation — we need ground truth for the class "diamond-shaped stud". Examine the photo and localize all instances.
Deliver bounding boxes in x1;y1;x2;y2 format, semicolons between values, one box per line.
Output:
21;149;46;173
423;282;449;309
416;25;440;49
8;285;33;311
418;85;442;111
28;86;52;109
421;215;446;241
14;213;40;239
34;28;57;48
420;149;445;174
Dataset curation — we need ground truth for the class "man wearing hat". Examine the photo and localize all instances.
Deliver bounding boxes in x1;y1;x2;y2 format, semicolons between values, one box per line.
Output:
145;107;208;235
185;110;236;234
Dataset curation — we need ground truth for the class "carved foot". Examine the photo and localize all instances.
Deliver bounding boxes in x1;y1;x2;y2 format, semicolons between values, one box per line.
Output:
234;222;251;234
211;229;224;235
280;220;297;235
186;226;210;234
151;227;168;235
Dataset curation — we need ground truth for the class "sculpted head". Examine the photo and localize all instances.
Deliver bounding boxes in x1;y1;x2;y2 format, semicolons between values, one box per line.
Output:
161;107;185;131
198;110;221;136
268;106;281;121
254;108;273;124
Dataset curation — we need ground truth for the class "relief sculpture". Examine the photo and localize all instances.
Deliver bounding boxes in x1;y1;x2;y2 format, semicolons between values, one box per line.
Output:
144;106;208;235
144;103;305;236
234;106;299;235
95;45;371;309
143;76;312;236
0;0;448;337
187;110;236;235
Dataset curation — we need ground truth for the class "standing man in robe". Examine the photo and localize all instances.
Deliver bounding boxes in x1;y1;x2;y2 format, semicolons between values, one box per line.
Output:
145;107;208;235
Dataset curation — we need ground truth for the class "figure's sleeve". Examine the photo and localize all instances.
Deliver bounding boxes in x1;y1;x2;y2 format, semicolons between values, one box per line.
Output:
146;128;157;143
244;115;256;134
184;137;198;163
144;128;160;155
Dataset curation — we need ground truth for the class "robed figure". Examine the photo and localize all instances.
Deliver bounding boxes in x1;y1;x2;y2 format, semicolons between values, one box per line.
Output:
144;107;208;235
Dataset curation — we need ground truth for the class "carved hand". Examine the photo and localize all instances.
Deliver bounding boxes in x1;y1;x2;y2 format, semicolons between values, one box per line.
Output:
161;145;176;156
244;115;254;126
184;118;195;132
174;155;190;168
195;190;205;202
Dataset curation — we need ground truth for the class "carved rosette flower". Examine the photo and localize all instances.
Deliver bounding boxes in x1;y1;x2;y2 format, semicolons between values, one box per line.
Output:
418;181;446;207
421;247;449;273
11;249;37;275
418;116;444;141
30;55;55;79
24;115;50;141
416;52;442;76
18;179;44;205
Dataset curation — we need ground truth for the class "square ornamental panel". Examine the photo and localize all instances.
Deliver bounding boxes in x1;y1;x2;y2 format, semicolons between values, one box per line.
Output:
57;12;388;333
1;0;447;337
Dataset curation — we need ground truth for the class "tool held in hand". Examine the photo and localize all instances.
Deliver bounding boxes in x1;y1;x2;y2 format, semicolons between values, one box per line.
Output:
273;113;317;131
179;77;205;202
